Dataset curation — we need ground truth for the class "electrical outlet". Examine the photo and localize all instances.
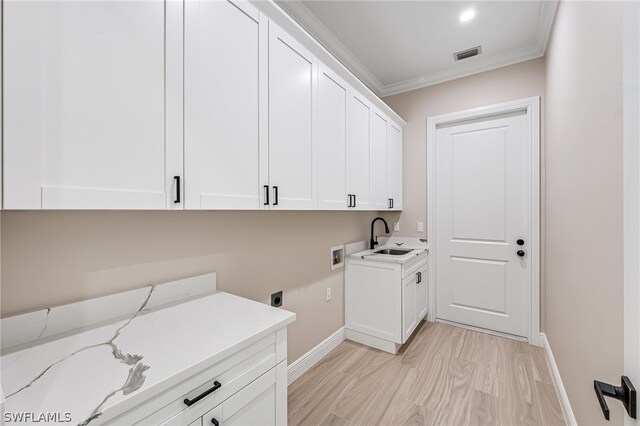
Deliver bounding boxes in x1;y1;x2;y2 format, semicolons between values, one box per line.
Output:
271;291;283;307
326;287;332;301
394;221;400;232
417;222;424;233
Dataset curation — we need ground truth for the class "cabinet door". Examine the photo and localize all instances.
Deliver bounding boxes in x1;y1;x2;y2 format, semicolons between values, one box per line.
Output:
318;66;349;210
184;0;263;210
4;1;180;209
371;111;389;210
205;368;276;426
387;123;403;210
402;272;418;343
348;95;372;210
416;265;428;320
268;23;317;210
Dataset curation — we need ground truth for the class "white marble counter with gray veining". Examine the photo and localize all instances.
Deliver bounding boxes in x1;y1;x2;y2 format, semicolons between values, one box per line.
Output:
0;274;295;425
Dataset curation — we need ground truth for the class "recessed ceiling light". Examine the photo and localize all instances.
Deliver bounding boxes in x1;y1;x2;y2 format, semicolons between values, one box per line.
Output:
459;9;475;23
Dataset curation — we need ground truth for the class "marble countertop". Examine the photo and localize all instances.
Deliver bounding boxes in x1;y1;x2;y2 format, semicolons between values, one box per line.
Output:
1;288;295;425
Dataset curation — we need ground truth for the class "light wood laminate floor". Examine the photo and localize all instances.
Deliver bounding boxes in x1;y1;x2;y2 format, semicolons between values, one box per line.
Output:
288;321;564;426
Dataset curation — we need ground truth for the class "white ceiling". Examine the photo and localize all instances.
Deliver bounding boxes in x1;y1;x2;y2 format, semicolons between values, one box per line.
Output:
276;0;557;96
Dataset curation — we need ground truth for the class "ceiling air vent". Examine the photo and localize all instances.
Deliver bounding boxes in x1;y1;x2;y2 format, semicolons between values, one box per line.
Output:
453;46;482;61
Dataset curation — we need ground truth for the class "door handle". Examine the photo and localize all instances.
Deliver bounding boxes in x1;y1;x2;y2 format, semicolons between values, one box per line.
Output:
594;376;636;420
264;185;269;206
517;250;525;257
517;239;525;245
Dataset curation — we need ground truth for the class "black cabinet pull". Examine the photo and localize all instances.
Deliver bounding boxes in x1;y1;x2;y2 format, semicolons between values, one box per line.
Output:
273;186;278;206
353;194;357;208
388;198;392;209
416;272;422;284
347;194;353;208
264;185;269;206
211;419;219;426
183;381;221;407
391;198;394;209
174;176;181;204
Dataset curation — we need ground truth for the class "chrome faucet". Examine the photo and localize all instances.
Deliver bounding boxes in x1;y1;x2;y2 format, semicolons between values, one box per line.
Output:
370;217;390;249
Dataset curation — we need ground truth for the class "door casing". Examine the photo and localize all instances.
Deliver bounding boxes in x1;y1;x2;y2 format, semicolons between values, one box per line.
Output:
426;96;541;346
623;2;640;425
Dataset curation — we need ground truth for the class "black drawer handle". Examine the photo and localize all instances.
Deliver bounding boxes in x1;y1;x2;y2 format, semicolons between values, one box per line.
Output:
264;185;269;205
273;186;279;206
183;381;221;407
211;419;219;426
174;176;181;204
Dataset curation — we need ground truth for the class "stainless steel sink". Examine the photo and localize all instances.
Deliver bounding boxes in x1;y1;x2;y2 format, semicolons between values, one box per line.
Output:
374;248;412;255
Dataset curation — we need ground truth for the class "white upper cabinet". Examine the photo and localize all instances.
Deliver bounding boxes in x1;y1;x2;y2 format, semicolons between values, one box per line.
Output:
3;1;182;209
387;123;403;210
268;23;317;210
348;95;372;210
371;111;389;210
318;66;349;210
2;1;403;211
184;0;263;210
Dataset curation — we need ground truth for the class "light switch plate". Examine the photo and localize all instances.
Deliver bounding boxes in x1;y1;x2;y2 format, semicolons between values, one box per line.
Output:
394;222;400;232
417;222;424;232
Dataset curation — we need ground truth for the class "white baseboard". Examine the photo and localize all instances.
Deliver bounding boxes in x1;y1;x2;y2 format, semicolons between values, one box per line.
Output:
345;328;401;354
287;327;346;385
541;332;577;426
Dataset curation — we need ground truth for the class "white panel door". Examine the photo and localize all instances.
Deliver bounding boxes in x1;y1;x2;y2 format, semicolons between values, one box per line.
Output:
436;112;529;337
318;66;349;210
402;272;418;343
387;124;403;210
268;23;317;210
371;111;389;210
4;1;180;209
184;0;262;210
348;95;372;210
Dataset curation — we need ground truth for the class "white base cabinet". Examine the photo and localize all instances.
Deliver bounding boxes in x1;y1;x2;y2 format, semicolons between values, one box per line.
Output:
106;329;289;426
345;253;428;354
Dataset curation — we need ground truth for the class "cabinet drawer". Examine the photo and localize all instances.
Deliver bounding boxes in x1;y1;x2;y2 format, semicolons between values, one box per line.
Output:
105;334;277;425
204;368;277;426
402;252;427;278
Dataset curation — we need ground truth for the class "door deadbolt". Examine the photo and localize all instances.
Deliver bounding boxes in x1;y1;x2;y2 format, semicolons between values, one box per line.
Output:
517;239;525;246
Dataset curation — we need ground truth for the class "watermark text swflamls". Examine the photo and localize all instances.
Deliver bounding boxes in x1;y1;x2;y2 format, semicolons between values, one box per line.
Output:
4;412;72;423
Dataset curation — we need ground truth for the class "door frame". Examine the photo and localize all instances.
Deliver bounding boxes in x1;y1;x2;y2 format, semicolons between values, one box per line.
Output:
426;96;541;346
623;2;639;424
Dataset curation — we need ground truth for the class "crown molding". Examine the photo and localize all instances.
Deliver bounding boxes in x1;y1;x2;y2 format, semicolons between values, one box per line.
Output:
535;0;559;54
277;0;558;98
276;0;385;95
380;44;544;97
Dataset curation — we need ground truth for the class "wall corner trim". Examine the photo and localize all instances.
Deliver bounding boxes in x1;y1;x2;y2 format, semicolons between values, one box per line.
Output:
541;332;578;426
287;326;346;385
